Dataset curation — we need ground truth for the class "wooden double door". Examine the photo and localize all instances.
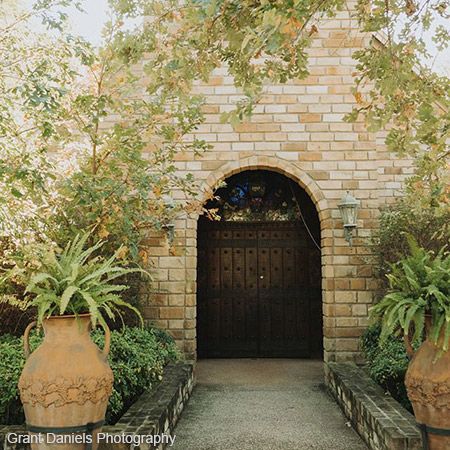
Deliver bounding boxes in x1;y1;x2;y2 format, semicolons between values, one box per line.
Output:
197;221;322;358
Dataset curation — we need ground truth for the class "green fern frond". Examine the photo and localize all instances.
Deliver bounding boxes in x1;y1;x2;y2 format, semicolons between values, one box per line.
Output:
6;231;146;328
372;239;450;353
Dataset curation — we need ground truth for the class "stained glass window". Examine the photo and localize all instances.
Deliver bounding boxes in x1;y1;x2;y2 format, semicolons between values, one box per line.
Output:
206;171;302;222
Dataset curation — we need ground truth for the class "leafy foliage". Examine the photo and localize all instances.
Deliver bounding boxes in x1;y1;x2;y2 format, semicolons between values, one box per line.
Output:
93;326;180;423
0;334;28;424
0;0;208;269
0;1;88;242
370;238;450;350
1;233;146;329
372;198;450;290
0;0;209;329
0;326;179;425
115;0;345;124
350;0;450;197
361;325;412;412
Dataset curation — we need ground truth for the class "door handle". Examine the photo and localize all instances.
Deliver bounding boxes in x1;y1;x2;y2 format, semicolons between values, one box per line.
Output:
260;275;264;279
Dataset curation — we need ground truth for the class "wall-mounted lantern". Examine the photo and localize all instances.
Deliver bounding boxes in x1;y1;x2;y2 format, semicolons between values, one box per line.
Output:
338;191;359;246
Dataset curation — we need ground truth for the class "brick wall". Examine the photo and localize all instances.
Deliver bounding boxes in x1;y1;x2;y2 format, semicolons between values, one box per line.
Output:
139;2;413;362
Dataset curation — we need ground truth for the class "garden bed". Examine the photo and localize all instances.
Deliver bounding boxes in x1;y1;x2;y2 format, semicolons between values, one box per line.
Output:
0;362;194;450
326;362;422;450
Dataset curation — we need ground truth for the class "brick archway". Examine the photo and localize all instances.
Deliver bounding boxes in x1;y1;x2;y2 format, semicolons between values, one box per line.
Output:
194;155;334;362
201;156;331;227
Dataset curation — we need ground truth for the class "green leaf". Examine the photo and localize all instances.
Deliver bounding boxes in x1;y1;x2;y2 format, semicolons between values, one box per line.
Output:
11;188;23;198
60;285;78;314
25;273;58;293
79;291;99;326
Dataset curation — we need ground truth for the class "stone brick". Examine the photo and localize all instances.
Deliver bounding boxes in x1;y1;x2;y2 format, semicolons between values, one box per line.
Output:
300;113;322;123
336;318;359;327
357;291;373;303
152;294;168;306
334;278;350;290
334;327;365;338
160;307;185;319
159;281;186;294
169;268;186;280
281;142;307;151
159;257;185;269
142;307;159;319
335;291;357;303
169;294;186;306
335;305;352;316
298;152;323;161
350;303;367;318
335;339;359;352
350;279;366;290
168;319;184;329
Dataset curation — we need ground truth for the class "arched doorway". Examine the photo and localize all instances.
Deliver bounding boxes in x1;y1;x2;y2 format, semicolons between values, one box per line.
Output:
197;170;322;358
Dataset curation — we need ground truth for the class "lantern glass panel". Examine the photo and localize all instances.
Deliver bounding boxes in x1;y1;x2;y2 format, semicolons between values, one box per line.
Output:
340;206;349;226
345;205;358;226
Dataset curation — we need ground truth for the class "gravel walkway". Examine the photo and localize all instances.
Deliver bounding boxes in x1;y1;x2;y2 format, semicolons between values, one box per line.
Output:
171;359;368;450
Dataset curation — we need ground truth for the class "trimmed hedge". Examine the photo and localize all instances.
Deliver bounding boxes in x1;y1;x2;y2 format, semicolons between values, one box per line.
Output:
0;326;179;425
361;324;412;412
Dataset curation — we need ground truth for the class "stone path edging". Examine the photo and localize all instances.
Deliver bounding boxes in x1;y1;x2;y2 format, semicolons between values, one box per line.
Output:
326;362;422;450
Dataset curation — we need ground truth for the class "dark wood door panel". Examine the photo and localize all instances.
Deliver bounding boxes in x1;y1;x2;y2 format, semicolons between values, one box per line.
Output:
197;221;322;358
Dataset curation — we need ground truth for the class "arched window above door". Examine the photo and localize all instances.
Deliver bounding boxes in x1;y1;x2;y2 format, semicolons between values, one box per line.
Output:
206;171;302;222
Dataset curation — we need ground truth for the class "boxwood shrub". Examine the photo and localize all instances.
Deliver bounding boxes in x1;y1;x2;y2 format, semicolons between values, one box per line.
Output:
361;324;412;412
0;326;179;425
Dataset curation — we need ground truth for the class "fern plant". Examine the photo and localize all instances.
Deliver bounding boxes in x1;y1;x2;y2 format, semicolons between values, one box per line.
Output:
1;233;146;329
370;237;450;351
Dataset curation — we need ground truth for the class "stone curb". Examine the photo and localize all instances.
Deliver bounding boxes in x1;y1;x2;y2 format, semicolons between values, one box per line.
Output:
326;362;422;450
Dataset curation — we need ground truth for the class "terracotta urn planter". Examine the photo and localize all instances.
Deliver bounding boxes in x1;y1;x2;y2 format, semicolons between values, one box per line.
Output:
405;327;450;450
18;314;114;450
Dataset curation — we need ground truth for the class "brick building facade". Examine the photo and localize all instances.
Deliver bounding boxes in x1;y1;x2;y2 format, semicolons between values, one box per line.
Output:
139;3;413;363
